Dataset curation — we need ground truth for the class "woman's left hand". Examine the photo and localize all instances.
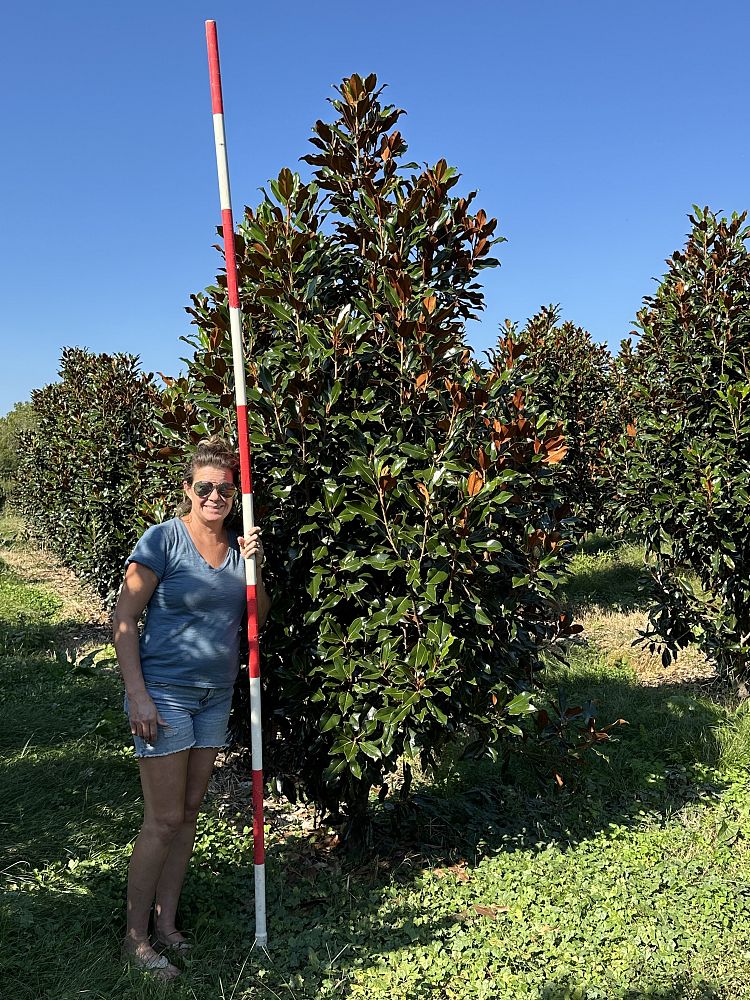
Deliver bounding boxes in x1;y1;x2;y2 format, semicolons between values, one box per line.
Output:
238;526;264;567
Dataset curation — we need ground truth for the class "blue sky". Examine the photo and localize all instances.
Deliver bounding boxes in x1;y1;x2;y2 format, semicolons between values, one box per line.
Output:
2;0;748;416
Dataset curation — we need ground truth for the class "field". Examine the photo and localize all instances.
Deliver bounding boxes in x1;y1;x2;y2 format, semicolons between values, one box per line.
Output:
2;515;750;999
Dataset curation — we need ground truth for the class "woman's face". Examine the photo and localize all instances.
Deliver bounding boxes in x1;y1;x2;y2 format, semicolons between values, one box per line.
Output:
184;464;236;526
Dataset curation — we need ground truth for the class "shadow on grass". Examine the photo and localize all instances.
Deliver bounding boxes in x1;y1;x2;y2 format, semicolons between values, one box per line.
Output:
0;655;122;750
0;656;134;868
353;647;733;861
0;618;112;660
0;744;137;862
558;536;653;615
0;878;137;1000
562;560;649;614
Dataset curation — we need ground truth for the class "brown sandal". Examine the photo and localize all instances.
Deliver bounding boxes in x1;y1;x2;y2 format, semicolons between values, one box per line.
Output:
123;943;181;981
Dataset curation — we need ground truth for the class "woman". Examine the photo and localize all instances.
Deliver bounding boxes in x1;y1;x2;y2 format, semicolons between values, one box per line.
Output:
113;437;270;980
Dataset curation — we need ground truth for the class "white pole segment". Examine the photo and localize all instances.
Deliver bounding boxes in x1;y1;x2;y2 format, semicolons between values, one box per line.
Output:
212;114;232;209
249;676;264;765
230;308;247;407
254;867;267;947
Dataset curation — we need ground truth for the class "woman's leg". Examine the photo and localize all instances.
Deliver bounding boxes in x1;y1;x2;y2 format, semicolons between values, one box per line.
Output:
153;747;220;941
124;749;190;962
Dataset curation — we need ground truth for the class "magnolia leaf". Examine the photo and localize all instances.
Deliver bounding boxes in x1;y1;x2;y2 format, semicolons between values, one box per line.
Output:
467;471;484;496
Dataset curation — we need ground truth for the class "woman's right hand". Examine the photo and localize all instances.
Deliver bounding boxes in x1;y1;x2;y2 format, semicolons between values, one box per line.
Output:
127;691;167;745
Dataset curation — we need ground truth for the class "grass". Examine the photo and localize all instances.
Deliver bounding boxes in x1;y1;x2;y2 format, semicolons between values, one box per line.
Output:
0;549;61;657
563;535;649;613
562;535;713;684
2;519;750;998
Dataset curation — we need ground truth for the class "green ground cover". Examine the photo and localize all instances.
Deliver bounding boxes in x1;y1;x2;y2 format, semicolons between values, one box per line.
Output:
1;521;749;999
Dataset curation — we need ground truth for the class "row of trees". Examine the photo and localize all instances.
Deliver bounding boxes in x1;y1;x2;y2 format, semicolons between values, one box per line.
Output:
0;402;35;511
10;74;750;821
619;208;750;686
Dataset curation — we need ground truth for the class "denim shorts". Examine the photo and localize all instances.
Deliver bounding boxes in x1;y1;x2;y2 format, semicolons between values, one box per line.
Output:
124;681;234;758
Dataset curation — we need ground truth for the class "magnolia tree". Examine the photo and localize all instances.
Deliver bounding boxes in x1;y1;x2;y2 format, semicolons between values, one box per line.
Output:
617;208;750;687
19;349;165;607
154;75;588;823
493;307;620;534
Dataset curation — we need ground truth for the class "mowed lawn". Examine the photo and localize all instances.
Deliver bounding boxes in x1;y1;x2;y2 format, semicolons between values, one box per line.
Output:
1;517;750;1000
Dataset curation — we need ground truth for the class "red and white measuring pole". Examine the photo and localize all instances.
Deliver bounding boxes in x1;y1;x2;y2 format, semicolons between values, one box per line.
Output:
205;19;267;948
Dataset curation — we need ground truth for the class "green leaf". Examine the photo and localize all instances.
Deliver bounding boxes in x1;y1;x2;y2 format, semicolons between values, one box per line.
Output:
259;297;294;323
474;605;492;626
339;501;380;524
320;712;341;733
506;692;535;715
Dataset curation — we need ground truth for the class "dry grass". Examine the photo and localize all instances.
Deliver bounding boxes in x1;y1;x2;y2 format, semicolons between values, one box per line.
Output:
579;607;716;687
566;537;718;690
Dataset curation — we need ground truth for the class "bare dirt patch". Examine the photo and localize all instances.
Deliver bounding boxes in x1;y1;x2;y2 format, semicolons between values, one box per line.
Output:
209;750;323;842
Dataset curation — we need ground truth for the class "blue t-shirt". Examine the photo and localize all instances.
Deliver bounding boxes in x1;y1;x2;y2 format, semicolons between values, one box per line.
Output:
126;518;247;688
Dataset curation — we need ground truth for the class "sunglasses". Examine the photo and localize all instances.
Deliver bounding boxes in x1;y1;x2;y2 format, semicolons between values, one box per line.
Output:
191;480;237;499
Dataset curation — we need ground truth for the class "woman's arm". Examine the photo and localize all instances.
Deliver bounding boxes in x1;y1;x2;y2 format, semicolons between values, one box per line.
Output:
112;562;163;744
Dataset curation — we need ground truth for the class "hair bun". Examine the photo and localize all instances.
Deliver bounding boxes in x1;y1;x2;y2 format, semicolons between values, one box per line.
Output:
183;436;240;483
197;435;237;459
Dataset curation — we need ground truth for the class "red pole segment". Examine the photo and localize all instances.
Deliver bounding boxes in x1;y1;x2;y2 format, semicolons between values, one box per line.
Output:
205;19;267;948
